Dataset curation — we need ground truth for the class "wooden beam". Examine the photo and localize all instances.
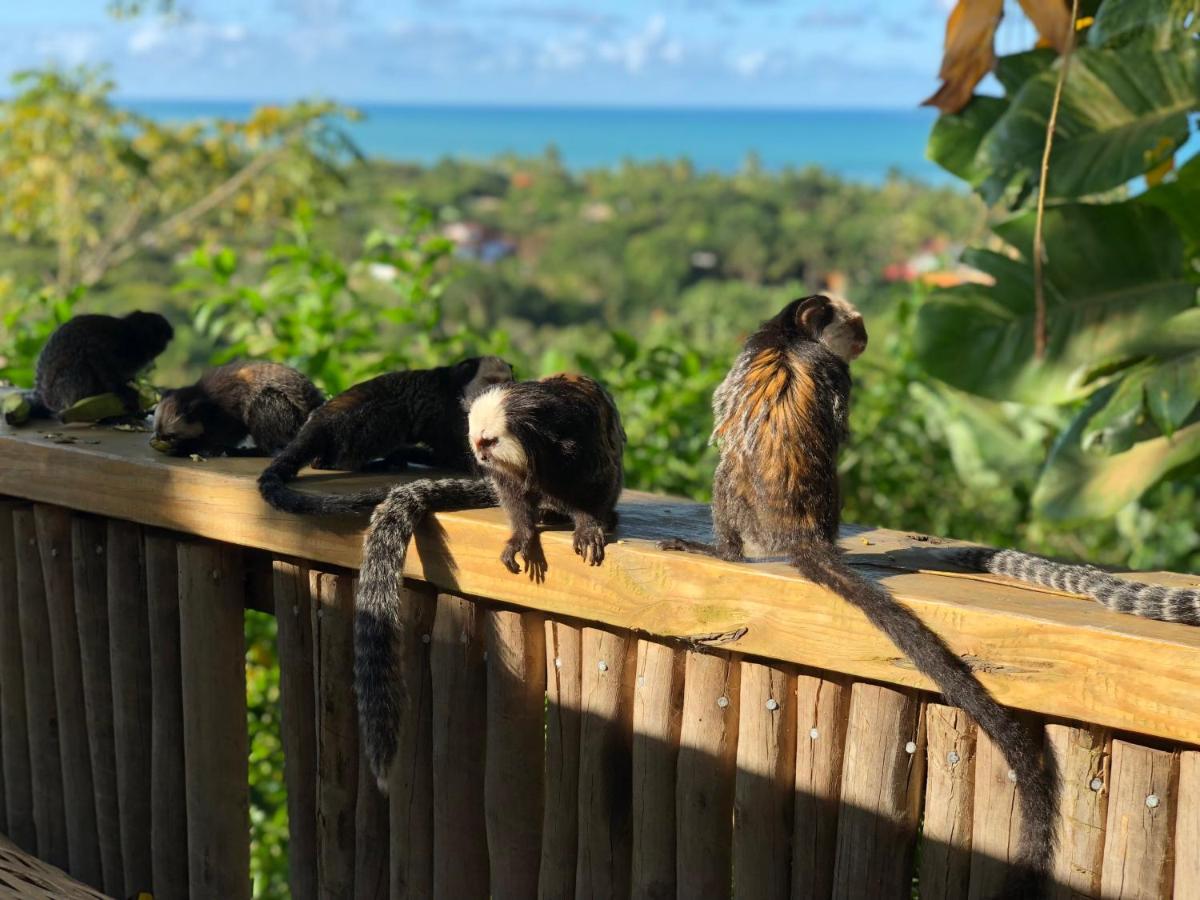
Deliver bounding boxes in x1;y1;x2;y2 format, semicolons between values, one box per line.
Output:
2;429;1200;746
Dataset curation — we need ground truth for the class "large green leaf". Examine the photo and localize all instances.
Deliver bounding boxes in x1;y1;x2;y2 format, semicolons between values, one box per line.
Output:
1146;350;1200;434
926;96;1007;183
916;199;1195;404
1089;0;1200;49
1034;414;1200;521
975;43;1198;204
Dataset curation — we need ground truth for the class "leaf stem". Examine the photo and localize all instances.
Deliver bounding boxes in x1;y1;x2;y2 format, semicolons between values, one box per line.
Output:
1032;0;1081;360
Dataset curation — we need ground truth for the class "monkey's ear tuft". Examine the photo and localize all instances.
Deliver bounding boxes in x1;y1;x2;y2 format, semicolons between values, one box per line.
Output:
795;295;834;335
453;358;481;383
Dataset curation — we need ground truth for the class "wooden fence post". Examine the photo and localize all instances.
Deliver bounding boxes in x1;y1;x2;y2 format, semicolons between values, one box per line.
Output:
1100;740;1179;900
178;541;250;900
1047;723;1110;900
920;704;977;900
0;501;35;853
34;505;101;887
539;620;581;900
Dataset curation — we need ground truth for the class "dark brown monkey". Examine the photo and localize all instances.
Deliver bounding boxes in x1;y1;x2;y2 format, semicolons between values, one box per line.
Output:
658;295;1057;899
28;311;173;417
354;373;626;787
257;356;513;515
153;361;325;456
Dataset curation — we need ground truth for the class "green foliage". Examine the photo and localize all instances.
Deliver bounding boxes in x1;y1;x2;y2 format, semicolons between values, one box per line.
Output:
246;612;289;899
921;0;1200;522
0;279;80;384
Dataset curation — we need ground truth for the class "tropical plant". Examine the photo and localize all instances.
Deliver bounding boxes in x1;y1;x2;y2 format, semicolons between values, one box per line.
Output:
919;0;1200;521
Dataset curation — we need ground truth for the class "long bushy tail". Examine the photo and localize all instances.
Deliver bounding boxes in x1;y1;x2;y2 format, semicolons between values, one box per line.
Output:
354;477;498;790
257;432;387;515
949;547;1199;627
793;543;1057;899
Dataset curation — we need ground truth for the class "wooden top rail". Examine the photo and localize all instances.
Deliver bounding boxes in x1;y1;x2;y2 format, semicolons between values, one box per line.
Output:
1;421;1198;747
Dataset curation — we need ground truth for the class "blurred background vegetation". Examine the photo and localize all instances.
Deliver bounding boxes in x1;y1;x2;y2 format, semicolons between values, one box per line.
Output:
0;0;1196;894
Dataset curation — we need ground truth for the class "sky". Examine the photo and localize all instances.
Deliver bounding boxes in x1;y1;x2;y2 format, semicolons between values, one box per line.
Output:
0;0;1007;108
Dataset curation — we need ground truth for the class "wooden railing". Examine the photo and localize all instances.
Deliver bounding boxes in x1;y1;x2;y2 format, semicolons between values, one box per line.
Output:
0;421;1197;899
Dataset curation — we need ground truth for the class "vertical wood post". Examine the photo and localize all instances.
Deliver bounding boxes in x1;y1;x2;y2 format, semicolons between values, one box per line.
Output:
430;592;488;899
178;541;250;900
1047;723;1110;900
107;518;153;895
70;516;123;897
792;674;850;900
311;570;360;899
273;560;317;900
386;582;436;900
1176;752;1199;899
831;683;924;900
34;504;102;887
1099;740;1179;900
0;501;35;853
539;619;582;900
733;661;796;900
355;751;390;900
967;722;1033;900
13;506;68;870
676;650;739;898
484;609;546;900
145;531;189;900
920;704;977;900
630;639;682;900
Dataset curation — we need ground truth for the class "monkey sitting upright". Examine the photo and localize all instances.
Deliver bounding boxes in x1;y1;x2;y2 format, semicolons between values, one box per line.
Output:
353;373;626;787
152;361;325;457
256;356;514;515
26;311;174;418
657;295;1057;898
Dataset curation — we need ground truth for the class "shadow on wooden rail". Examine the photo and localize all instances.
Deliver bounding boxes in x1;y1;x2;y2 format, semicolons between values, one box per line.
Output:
1;499;1197;899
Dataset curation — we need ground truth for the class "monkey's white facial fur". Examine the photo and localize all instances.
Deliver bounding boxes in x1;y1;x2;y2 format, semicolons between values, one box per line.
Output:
467;386;527;473
817;295;869;362
152;398;203;442
463;356;515;404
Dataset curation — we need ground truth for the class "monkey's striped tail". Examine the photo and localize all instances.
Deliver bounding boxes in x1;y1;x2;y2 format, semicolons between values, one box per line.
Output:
947;547;1199;626
354;477;499;791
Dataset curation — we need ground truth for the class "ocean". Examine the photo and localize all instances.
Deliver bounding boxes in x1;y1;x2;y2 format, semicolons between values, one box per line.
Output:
121;101;949;184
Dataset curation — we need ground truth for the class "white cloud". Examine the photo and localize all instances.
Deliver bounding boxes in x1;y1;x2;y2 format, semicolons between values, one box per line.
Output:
730;48;768;76
35;30;101;66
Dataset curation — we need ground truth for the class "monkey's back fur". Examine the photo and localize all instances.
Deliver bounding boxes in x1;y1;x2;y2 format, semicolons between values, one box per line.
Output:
32;311;174;415
154;361;324;456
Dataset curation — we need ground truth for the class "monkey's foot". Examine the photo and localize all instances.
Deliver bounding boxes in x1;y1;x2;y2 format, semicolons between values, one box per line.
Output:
573;525;606;566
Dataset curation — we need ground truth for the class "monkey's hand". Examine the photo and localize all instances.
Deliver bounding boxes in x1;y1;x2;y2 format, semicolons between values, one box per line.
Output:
500;539;522;574
573;523;606;566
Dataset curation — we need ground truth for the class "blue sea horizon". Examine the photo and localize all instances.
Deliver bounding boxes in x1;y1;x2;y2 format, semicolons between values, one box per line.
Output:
119;99;949;185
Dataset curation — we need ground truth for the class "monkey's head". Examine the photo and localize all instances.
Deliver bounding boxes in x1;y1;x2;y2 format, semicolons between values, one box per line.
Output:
779;294;868;361
151;387;207;454
122;311;175;358
467;384;528;475
456;355;516;405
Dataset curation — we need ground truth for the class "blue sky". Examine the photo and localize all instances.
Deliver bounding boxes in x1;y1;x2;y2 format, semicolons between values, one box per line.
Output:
0;0;988;107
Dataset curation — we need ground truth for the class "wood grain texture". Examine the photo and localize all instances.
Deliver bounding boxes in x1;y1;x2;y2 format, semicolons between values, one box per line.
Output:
539;619;581;900
920;704;977;900
732;661;796;900
0;833;111;900
0;501;35;853
107;518;153;895
1046;723;1110;900
576;626;634;900
1176;752;1199;900
1099;741;1178;900
178;541;250;900
70;516;123;897
33;505;102;887
2;429;1198;746
831;683;924;900
630;640;682;900
676;650;739;899
385;582;436;900
355;750;389;900
13;507;68;870
483;609;546;900
311;570;359;899
429;592;488;900
144;531;190;900
967;723;1029;900
791;673;850;900
273;559;318;900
